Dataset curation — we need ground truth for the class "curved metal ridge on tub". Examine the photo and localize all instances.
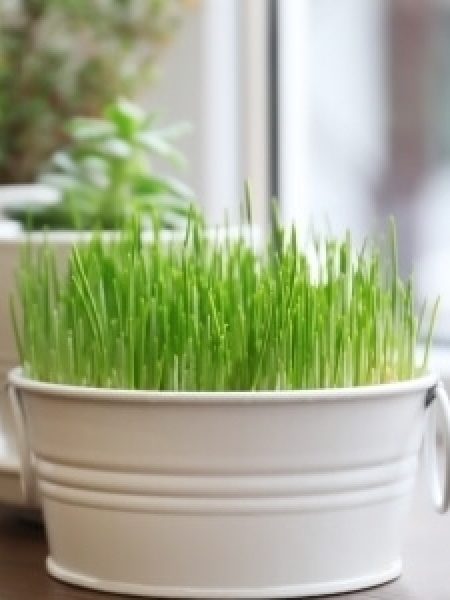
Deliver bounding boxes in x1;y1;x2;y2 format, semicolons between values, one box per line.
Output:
7;367;438;402
34;455;418;496
39;478;414;513
45;558;403;599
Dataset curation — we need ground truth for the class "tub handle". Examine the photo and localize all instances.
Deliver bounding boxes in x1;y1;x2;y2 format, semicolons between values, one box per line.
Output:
424;383;450;514
6;381;37;507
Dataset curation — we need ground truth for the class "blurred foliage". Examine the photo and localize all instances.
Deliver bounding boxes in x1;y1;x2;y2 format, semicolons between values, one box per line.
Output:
0;0;192;184
4;98;196;229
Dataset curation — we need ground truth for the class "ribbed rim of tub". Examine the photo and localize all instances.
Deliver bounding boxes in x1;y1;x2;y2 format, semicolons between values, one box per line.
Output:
8;367;437;404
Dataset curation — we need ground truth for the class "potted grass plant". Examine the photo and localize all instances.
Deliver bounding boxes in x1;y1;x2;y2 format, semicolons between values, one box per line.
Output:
8;216;450;597
0;98;195;504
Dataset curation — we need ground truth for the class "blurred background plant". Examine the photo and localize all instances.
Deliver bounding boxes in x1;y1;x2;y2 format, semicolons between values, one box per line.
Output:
3;98;195;230
0;0;192;185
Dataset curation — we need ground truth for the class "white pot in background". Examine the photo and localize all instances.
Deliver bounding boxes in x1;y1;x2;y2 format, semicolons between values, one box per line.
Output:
0;184;59;210
7;368;450;597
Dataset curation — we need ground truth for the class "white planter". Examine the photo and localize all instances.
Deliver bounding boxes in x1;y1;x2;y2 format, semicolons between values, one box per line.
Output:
0;183;59;210
7;368;450;597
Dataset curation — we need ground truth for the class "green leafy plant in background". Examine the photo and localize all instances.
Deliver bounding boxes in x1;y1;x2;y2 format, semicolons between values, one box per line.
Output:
12;211;439;391
0;0;193;185
4;98;195;230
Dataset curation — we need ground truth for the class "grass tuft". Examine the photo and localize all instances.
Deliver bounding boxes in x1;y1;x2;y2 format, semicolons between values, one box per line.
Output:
12;215;438;391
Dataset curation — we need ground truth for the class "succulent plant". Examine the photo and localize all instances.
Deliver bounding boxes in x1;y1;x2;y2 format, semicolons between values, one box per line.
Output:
4;98;195;230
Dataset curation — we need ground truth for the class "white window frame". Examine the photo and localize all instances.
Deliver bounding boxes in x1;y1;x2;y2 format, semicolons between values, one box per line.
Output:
277;0;309;231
